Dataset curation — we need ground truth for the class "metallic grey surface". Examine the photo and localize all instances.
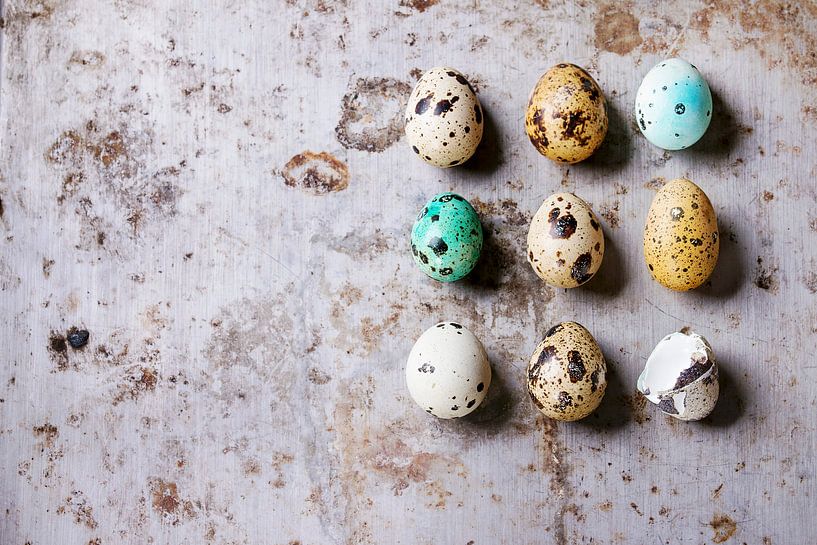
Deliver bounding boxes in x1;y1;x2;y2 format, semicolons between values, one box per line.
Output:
1;1;815;543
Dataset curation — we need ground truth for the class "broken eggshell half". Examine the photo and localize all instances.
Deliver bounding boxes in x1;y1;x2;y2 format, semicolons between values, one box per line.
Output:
637;330;719;421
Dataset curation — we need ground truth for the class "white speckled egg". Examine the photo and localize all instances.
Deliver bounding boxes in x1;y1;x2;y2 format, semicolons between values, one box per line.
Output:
635;58;712;150
637;330;719;421
527;192;605;288
406;322;491;419
527;322;607;421
405;67;484;168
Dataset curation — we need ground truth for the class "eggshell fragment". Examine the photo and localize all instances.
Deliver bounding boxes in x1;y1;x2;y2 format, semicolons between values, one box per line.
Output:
643;178;719;291
527;193;605;288
527;322;607;421
637;330;719;421
525;63;608;164
406;322;491;419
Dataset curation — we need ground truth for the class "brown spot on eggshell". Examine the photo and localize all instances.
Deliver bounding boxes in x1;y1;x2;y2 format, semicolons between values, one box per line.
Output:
594;4;643;55
335;77;412;152
281;151;349;195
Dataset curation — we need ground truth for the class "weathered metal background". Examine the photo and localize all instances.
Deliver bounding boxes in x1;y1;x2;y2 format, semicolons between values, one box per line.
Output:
1;0;815;543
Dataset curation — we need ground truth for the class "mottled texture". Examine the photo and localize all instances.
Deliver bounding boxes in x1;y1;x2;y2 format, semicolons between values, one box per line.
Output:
411;192;483;282
525;63;608;163
635;58;713;150
637;331;720;421
405;322;491;419
527;193;605;288
644;178;719;290
527;322;607;421
405;67;483;167
1;1;815;544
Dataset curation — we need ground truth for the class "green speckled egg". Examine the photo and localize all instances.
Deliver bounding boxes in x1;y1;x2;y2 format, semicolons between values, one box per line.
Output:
411;192;483;282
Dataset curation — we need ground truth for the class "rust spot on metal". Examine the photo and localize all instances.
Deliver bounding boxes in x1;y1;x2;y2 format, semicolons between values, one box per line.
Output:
594;4;643;55
336;77;411;152
398;0;439;13
281;151;349;195
710;513;737;543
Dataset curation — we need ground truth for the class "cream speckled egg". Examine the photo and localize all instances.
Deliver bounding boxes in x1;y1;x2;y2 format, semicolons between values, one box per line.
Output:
644;178;719;291
527;193;605;288
405;67;484;168
406;322;491;419
526;63;608;164
527;322;607;421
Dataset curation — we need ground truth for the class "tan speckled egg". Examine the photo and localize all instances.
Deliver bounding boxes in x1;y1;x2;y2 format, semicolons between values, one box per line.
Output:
644;178;719;291
527;322;607;421
405;67;484;168
527;192;605;288
525;63;608;164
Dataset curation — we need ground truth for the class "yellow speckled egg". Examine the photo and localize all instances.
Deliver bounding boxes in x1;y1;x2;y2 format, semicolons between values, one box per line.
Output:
525;63;608;164
527;192;605;288
643;178;719;291
527;321;607;422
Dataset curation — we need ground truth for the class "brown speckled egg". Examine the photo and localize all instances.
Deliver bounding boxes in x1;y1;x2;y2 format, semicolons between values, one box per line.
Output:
527;322;607;421
644;178;719;291
525;63;608;164
527;192;605;288
405;67;484;168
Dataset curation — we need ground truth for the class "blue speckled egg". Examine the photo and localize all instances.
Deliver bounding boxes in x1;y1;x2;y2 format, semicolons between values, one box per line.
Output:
411;192;483;282
635;58;712;150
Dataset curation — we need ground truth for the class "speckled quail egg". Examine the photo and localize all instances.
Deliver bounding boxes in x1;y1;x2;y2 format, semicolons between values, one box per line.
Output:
527;193;605;288
527;322;607;421
526;63;608;163
406;322;491;419
637;330;719;421
405;67;484;167
635;58;712;150
644;178;719;291
411;192;483;282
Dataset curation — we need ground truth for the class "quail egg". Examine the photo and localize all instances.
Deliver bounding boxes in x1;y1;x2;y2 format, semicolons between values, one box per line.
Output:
406;322;491;419
637;330;719;421
405;67;484;167
527;322;607;421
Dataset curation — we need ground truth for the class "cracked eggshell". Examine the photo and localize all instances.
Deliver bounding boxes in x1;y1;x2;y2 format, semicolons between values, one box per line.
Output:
525;63;608;164
637;330;719;421
527;322;607;421
405;67;484;168
635;58;712;150
411;192;483;282
527;192;605;288
406;322;491;419
644;178;719;291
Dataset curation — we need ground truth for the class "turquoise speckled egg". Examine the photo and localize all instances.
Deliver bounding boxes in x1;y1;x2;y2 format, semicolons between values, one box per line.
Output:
411;192;483;282
635;58;712;150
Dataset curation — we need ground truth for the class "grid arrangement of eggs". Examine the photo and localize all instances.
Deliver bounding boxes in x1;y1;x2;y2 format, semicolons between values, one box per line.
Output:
405;59;720;423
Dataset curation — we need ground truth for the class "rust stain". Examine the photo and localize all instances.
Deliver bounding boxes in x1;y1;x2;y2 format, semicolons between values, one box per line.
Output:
112;366;158;405
48;331;70;371
57;490;98;530
398;0;439;13
281;151;349;195
754;256;779;293
149;478;197;523
691;1;817;87
710;513;737;543
594;4;643;55
599;200;621;228
32;422;59;448
68;50;106;68
335;77;412;152
271;451;294;488
622;390;648;424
